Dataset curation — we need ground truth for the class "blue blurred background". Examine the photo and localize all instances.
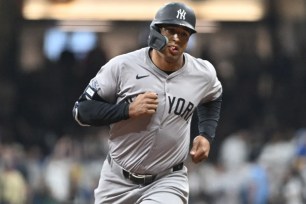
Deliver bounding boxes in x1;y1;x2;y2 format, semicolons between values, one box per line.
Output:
0;0;306;203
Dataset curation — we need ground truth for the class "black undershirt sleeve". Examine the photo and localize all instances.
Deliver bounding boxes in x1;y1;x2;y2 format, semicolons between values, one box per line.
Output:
75;100;130;126
197;94;222;143
72;85;130;126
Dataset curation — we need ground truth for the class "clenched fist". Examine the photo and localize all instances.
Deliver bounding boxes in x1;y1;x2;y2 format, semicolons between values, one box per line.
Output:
129;92;159;118
190;135;211;163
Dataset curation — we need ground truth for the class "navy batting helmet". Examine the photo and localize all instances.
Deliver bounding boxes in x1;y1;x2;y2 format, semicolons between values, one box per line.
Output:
148;2;197;51
152;2;196;33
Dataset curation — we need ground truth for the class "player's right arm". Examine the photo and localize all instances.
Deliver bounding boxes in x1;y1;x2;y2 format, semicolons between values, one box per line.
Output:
72;85;130;126
73;87;158;126
73;55;158;126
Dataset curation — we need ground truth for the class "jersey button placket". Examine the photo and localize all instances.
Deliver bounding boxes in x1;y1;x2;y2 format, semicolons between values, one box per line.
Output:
160;79;170;128
165;78;170;93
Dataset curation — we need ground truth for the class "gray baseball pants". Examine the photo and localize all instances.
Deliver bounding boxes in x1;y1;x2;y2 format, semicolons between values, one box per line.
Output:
94;156;189;204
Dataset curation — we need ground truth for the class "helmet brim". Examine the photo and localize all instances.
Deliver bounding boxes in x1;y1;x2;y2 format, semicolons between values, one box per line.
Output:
153;19;197;34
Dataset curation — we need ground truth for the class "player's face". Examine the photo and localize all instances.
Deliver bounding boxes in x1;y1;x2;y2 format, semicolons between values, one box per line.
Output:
159;25;191;60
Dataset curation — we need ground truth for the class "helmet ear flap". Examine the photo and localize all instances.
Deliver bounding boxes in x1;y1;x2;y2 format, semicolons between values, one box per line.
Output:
148;25;168;51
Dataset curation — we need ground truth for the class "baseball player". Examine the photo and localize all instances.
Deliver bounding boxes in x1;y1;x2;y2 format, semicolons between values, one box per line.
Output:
73;2;222;204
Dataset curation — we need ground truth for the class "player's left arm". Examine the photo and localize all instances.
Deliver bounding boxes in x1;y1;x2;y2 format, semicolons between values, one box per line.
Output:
190;94;222;163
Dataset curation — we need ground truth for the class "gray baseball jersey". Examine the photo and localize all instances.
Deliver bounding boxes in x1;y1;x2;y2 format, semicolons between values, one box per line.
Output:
89;47;222;175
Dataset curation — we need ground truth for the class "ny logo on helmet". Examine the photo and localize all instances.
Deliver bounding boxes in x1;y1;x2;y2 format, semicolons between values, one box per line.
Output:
176;9;186;20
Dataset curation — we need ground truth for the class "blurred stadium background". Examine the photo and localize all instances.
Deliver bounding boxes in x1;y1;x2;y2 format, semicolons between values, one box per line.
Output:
0;0;306;203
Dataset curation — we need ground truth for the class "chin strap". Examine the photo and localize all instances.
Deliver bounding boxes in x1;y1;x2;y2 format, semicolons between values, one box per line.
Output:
148;25;168;51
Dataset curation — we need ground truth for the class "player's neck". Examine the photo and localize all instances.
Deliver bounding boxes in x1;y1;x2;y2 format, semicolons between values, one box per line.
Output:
149;49;184;72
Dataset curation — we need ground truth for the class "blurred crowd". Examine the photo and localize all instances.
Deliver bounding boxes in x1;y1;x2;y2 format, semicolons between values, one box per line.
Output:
2;127;306;204
0;128;109;204
189;128;306;204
